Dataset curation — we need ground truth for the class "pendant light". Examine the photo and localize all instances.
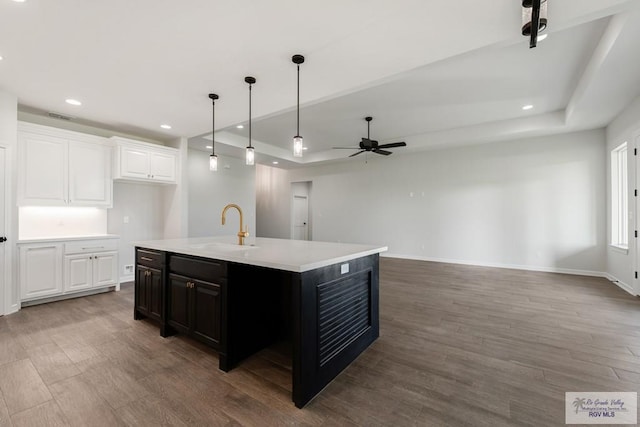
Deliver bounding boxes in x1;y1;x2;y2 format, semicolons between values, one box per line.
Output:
208;93;219;171
245;76;256;166
522;0;547;49
292;54;305;157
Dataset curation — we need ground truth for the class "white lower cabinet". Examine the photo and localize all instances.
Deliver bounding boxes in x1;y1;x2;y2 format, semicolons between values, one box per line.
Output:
64;250;118;292
19;243;63;300
20;237;119;304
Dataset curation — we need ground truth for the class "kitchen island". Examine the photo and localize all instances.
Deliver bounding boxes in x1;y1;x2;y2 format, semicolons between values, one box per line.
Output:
134;236;387;408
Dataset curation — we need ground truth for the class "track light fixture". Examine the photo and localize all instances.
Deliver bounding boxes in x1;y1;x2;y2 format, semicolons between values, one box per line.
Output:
208;93;219;171
245;76;256;166
292;54;305;157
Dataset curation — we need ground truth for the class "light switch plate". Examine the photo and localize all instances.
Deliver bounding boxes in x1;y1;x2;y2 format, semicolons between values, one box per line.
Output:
341;263;349;274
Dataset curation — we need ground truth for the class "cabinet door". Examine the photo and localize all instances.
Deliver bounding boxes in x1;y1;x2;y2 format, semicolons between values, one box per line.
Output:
192;280;221;348
18;132;68;206
93;251;118;288
68;142;112;207
135;265;149;315
63;254;92;293
149;152;176;183
167;274;190;334
148;267;163;321
120;146;150;179
20;244;63;300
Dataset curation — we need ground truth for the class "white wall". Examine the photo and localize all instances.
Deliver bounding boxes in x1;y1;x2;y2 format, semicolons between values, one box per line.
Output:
606;95;640;294
256;165;290;239
187;149;256;239
257;129;607;275
0;91;19;314
19;207;107;238
107;182;166;280
163;137;189;239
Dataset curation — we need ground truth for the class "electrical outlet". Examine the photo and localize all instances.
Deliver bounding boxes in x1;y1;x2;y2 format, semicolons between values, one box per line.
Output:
124;265;134;275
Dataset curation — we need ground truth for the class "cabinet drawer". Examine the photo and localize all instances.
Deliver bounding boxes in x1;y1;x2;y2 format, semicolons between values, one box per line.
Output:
65;239;118;254
136;248;165;268
169;255;226;283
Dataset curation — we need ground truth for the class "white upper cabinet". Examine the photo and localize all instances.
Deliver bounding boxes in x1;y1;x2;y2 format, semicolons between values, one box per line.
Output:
19;132;68;205
68;141;112;206
112;137;178;184
149;151;177;182
18;123;113;207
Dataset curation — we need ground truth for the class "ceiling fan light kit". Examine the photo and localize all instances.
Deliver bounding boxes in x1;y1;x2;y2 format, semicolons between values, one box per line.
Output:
208;93;219;171
245;76;256;166
292;54;305;158
522;0;547;49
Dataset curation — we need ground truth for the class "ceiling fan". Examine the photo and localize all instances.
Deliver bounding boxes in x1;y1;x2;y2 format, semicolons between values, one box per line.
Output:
334;116;406;157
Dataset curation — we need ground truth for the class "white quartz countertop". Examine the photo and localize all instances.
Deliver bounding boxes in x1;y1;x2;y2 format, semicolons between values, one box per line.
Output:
134;236;388;273
18;234;120;244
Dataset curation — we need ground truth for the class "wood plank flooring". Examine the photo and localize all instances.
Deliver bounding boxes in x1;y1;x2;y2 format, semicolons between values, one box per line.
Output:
0;258;638;426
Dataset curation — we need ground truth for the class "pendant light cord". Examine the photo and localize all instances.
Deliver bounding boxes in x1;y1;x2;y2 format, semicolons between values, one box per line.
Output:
211;99;215;156
249;83;252;148
296;64;300;136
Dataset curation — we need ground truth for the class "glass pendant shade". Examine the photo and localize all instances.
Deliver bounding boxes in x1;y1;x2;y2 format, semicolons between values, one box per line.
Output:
209;154;218;171
246;146;255;166
293;136;304;157
522;0;547;36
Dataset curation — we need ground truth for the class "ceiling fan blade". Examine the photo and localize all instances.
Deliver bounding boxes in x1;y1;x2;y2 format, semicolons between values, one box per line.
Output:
349;150;366;157
373;149;392;156
377;142;406;149
333;147;359;149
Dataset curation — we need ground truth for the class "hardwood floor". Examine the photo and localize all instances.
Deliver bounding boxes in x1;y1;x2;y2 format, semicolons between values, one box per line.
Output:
0;258;638;426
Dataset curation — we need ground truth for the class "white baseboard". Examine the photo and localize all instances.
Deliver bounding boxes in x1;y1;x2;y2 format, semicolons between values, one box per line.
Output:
604;273;636;296
119;274;134;284
381;253;608;278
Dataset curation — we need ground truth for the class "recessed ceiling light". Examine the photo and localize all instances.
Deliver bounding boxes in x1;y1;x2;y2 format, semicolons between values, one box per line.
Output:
272;161;279;165
537;34;548;42
522;104;534;110
160;124;172;129
65;99;82;106
12;0;26;3
205;145;213;149
236;125;244;129
302;147;308;150
0;55;3;61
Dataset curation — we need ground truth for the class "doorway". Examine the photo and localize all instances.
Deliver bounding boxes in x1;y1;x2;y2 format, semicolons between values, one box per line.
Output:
628;130;640;296
291;181;312;241
0;148;6;315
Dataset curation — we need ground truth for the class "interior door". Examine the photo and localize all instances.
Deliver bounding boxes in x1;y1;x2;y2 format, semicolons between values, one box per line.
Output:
293;195;309;240
636;133;640;296
0;148;6;315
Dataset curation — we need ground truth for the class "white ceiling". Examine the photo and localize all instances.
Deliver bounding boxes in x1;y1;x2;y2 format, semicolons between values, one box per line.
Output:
1;0;639;168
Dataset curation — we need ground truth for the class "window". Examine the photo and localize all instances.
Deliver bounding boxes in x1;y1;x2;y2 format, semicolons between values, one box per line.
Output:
611;142;628;249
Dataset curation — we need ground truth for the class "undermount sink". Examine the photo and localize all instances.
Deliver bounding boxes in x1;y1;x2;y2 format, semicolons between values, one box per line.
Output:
188;242;258;251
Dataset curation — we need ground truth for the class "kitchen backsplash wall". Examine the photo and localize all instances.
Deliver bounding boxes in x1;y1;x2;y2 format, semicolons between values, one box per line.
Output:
19;206;107;239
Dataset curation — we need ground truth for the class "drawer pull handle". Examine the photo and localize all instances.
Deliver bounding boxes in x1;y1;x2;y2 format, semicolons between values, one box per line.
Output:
82;246;105;250
140;257;153;262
